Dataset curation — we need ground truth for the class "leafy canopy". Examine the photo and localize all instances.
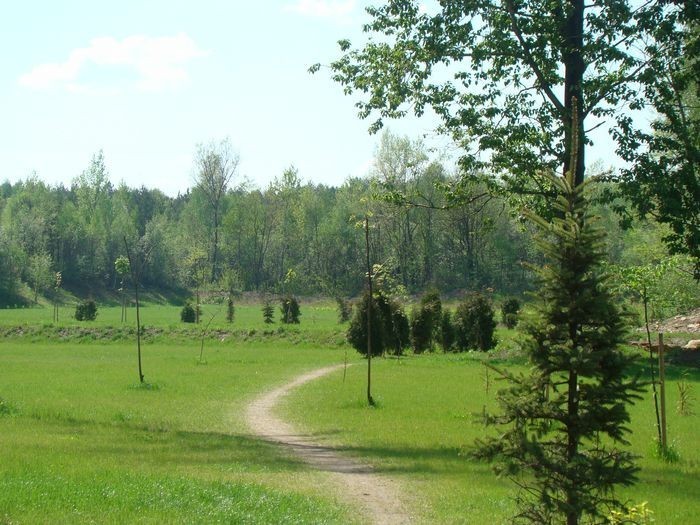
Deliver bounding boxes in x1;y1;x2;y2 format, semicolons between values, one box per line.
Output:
317;0;687;194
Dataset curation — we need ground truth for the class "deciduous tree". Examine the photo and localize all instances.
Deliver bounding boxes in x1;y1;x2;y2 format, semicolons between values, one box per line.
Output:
615;18;700;275
316;0;687;198
122;221;160;384
194;138;239;282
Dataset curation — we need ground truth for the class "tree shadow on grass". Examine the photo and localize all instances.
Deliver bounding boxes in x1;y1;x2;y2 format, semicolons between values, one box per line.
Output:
12;414;308;475
625;353;700;381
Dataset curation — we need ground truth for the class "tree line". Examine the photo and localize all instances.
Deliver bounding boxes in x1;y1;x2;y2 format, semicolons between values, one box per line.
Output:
0;134;540;305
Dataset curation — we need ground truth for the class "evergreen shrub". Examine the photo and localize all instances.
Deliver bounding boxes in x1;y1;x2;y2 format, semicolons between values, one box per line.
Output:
347;291;408;356
226;298;235;323
410;306;432;353
410;290;443;353
336;297;353;323
262;301;274;323
501;298;521;328
75;299;98;321
439;309;455;351
180;302;196;323
454;293;496;351
280;295;301;323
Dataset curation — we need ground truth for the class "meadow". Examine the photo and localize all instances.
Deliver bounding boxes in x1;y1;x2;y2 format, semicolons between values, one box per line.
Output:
1;302;699;523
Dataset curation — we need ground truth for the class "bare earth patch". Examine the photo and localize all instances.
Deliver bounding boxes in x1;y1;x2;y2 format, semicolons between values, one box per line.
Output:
655;308;700;334
245;364;412;524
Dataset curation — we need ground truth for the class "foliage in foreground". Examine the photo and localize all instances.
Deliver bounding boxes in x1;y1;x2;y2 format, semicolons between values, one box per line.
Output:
474;174;644;524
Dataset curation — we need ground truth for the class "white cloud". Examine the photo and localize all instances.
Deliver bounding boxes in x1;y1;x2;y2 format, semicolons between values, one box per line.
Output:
284;0;356;19
18;33;207;93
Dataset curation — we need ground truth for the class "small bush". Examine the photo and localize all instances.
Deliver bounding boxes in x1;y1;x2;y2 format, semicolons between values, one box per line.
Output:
439;310;456;351
280;296;301;324
501;298;521;328
608;502;654;525
0;397;18;417
420;290;442;324
226;298;235;323
75;299;98;321
503;313;518;329
652;438;681;463
454;293;496;352
410;291;443;353
677;372;695;416
262;301;274;324
410;306;433;354
180;302;196;323
347;291;408;357
336;297;353;323
381;294;409;356
347;292;383;356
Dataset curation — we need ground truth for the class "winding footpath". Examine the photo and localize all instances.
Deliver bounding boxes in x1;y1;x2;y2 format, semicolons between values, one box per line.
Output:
245;364;412;525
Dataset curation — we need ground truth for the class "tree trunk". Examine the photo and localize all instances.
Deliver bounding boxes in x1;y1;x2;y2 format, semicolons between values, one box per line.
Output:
365;216;374;406
566;367;579;525
562;0;586;186
135;282;144;383
211;207;219;283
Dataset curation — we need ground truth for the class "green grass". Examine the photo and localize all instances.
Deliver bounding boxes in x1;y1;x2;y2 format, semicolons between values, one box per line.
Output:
282;353;700;524
2;307;699;523
0;339;358;524
0;301;342;328
0;301;341;330
0;302;349;348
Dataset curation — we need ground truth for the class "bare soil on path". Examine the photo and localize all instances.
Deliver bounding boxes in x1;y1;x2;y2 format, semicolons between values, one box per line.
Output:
245;364;412;525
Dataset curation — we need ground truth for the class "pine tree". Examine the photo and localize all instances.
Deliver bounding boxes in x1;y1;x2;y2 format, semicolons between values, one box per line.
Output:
474;172;643;524
262;301;274;324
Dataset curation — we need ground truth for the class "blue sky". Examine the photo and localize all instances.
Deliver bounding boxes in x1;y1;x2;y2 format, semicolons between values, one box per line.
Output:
2;0;443;195
2;0;624;196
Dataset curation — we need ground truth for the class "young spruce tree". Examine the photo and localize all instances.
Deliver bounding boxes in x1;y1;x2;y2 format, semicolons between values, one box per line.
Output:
474;171;643;524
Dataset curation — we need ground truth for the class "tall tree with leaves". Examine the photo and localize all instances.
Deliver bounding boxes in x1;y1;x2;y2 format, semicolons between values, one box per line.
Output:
194;138;239;282
316;1;687;199
475;172;643;524
73;151;113;284
27;252;53;304
615;16;700;276
372;130;429;289
0;230;20;306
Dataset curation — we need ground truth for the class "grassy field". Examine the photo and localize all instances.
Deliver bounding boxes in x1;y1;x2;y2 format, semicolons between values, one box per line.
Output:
0;338;359;524
282;354;700;524
2;302;699;523
0;300;341;327
0;302;345;340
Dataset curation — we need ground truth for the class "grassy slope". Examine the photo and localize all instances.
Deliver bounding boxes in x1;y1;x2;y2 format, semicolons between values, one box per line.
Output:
282;353;700;524
0;339;357;524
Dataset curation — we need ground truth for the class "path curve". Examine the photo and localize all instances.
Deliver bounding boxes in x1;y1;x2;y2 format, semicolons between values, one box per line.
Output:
245;364;412;525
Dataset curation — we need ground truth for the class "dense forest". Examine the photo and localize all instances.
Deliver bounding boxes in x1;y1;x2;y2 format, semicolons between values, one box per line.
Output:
0;131;697;313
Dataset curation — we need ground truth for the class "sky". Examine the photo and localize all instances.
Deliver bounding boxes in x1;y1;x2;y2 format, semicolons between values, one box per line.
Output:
1;0;624;196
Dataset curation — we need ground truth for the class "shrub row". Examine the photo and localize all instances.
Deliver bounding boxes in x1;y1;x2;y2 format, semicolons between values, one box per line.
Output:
348;293;521;355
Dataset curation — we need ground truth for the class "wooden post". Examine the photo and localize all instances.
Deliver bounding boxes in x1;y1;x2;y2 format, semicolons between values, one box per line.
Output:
658;332;667;450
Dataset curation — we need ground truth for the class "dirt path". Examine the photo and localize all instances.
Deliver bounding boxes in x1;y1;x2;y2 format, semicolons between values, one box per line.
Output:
245;364;412;525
